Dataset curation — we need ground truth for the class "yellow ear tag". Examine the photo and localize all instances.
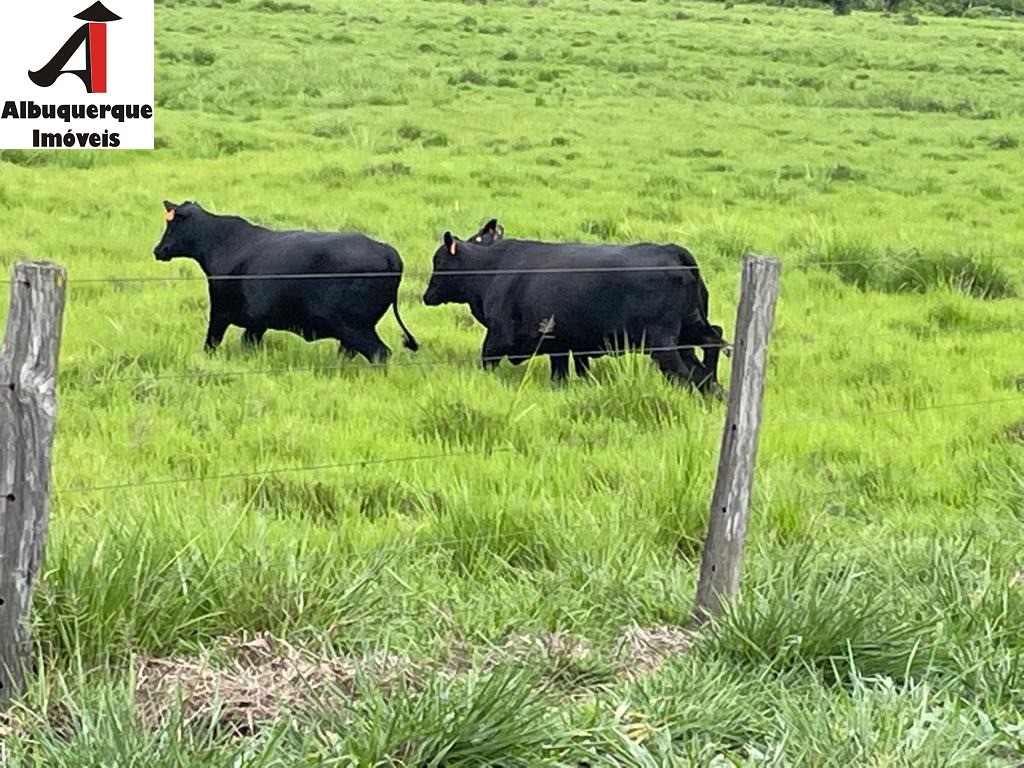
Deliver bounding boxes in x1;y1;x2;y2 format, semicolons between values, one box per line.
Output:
165;209;175;222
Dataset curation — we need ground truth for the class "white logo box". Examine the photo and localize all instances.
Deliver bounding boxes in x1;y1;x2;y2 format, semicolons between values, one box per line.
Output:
0;0;154;150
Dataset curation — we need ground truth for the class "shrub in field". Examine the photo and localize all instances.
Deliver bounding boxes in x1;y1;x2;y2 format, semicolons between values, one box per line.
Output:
988;133;1019;149
703;551;954;683
328;667;565;765
251;0;313;12
414;399;516;451
1;150;55;167
243;478;342;522
427;498;555;573
809;240;1017;299
186;48;216;67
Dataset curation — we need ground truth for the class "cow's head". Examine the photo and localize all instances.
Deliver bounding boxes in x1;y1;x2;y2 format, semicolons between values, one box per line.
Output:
423;231;462;306
422;219;503;306
153;200;203;262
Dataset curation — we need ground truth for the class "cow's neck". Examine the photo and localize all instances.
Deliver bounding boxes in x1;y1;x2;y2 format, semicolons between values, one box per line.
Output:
452;249;502;320
192;214;261;276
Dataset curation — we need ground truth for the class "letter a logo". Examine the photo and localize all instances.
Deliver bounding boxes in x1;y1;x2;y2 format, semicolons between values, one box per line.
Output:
28;2;122;93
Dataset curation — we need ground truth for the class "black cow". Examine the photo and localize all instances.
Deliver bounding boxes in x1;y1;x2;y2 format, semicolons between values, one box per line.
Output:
153;201;419;362
422;222;725;391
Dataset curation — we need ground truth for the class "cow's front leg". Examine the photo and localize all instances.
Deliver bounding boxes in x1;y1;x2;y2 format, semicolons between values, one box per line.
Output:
481;329;502;371
242;327;265;348
549;353;570;383
205;312;230;353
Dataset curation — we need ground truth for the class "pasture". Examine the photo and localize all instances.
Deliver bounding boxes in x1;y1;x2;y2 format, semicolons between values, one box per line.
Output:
1;0;1023;763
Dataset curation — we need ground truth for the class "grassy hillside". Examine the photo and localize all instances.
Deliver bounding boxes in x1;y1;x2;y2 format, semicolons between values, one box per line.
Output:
1;0;1022;764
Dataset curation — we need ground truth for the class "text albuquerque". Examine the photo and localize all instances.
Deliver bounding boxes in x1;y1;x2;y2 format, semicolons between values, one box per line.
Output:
2;101;153;122
1;100;152;147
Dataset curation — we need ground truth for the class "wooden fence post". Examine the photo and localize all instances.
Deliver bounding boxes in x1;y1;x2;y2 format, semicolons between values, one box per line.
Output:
0;262;67;705
693;253;781;624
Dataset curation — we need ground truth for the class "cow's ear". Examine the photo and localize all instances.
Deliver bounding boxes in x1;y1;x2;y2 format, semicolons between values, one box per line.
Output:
487;219;504;239
444;231;457;256
163;200;176;212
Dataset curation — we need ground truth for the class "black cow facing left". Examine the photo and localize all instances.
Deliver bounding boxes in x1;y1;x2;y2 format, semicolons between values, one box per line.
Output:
153;201;419;362
422;221;725;392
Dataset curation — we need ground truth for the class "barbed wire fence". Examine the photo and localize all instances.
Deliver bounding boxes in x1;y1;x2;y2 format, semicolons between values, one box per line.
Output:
1;253;1022;702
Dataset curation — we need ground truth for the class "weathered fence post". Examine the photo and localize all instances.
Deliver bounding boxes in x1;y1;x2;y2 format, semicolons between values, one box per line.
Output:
0;262;67;706
693;253;781;624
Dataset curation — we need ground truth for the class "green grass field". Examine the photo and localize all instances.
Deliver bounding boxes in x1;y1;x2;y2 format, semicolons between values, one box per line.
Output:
1;0;1023;763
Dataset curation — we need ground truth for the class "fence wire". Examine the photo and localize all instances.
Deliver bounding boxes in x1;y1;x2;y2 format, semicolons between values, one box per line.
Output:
54;430;617;496
763;395;1022;431
51;392;1021;498
52;465;1002;579
62;320;1023;389
71;341;733;387
2;251;1021;287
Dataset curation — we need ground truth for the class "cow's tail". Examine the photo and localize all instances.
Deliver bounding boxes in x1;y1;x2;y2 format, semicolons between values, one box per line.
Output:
392;297;420;352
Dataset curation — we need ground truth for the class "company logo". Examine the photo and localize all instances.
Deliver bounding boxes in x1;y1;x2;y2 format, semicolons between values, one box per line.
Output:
0;0;154;150
29;2;121;94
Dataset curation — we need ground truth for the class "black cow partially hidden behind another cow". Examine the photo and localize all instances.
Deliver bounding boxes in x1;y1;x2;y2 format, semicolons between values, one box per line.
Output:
153;201;419;362
422;220;726;393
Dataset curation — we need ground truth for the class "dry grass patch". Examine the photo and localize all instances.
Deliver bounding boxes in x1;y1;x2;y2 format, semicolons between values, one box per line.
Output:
614;623;695;679
134;634;416;736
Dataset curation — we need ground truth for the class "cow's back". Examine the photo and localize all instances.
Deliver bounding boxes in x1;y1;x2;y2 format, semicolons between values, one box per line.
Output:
481;240;699;352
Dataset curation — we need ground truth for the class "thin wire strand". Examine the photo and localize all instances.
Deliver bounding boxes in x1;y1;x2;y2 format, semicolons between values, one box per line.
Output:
60;470;992;577
764;395;1021;431
30;251;1024;286
74;342;733;386
1;251;1023;287
101;515;663;576
66;264;708;285
53;394;1020;497
65;319;1024;389
56;449;485;495
54;431;618;496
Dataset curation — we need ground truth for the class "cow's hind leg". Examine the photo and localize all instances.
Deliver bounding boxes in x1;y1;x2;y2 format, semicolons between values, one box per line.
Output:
242;327;266;348
338;326;391;365
549;353;570;383
481;329;503;371
651;344;705;389
337;343;358;360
